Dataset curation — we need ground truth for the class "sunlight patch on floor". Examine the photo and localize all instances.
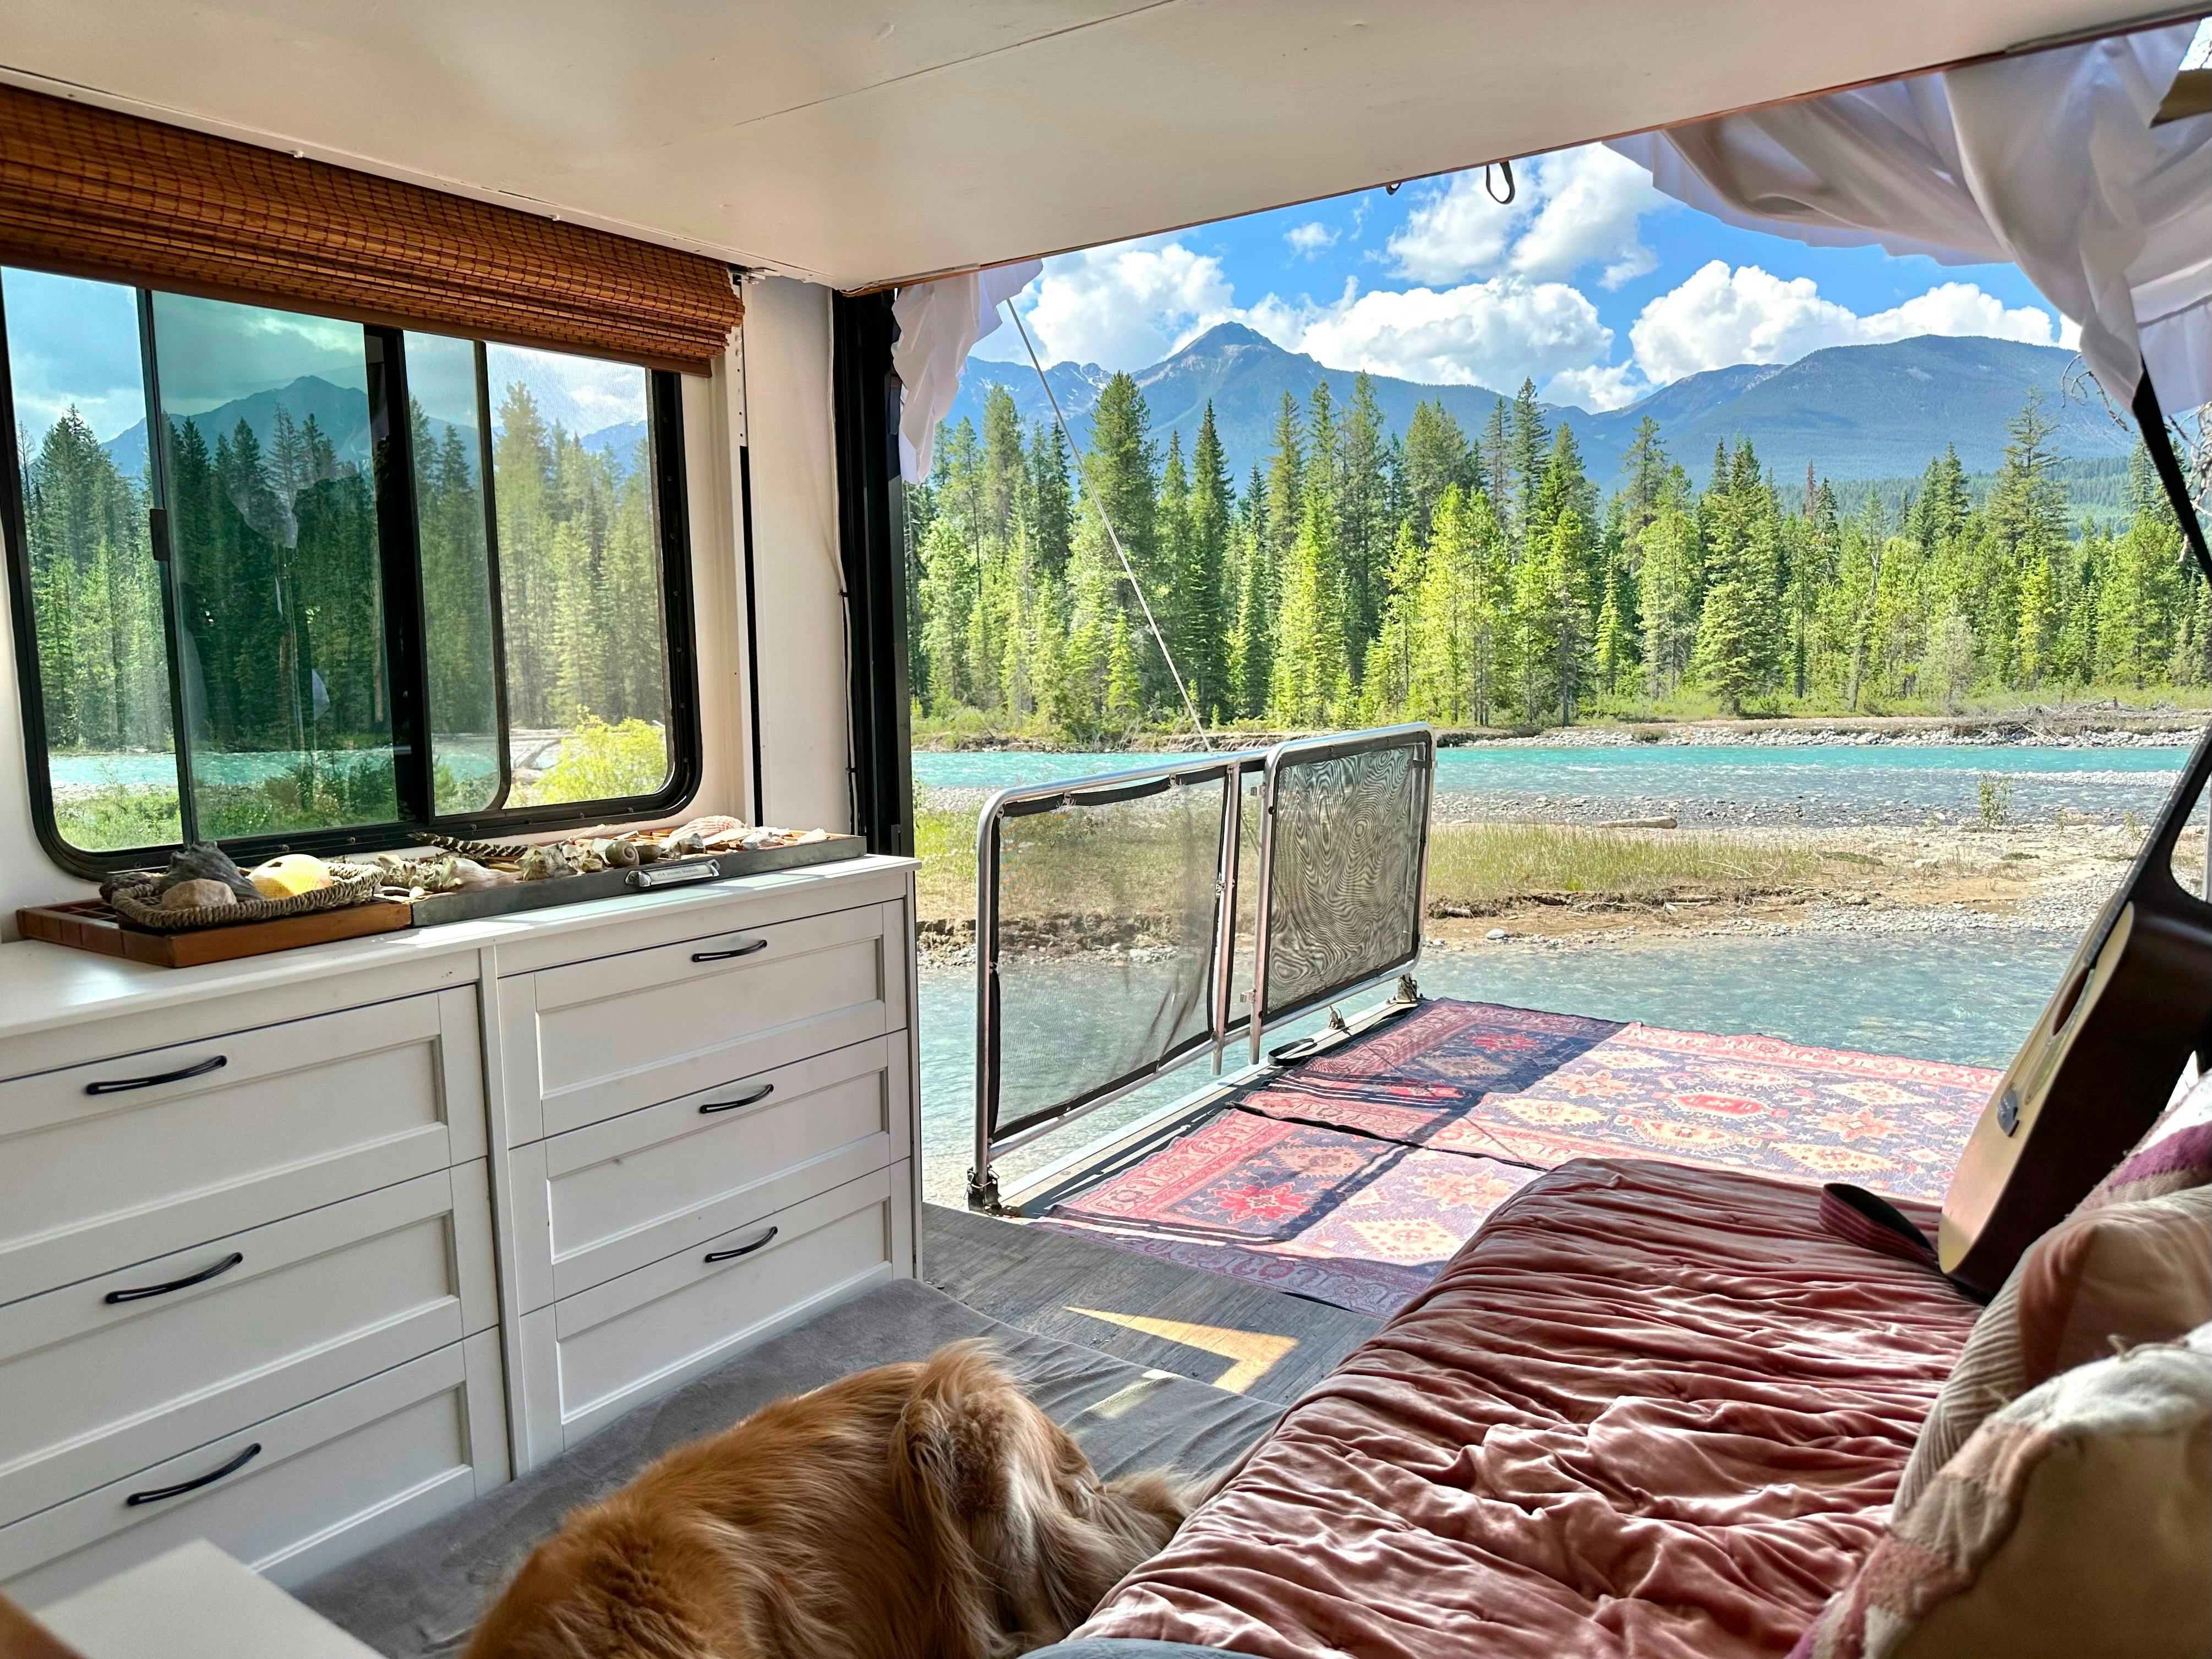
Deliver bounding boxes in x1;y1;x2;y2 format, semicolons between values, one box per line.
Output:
1066;1307;1297;1393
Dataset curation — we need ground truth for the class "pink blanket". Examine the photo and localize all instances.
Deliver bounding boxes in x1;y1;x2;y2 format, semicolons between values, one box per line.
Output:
1075;1159;1979;1658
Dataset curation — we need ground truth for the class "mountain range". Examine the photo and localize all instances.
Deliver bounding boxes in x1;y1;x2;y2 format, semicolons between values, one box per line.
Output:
102;378;646;482
946;324;2131;491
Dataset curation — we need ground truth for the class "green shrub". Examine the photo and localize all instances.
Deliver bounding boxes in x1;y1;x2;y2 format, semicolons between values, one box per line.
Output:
518;717;669;806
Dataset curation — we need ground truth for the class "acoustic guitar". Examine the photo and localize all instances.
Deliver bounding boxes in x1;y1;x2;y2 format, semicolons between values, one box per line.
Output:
1939;719;2212;1295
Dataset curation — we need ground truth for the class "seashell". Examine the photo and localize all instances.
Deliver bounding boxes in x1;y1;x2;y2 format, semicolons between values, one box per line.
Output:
155;841;257;899
417;855;512;894
517;844;572;882
596;838;641;869
633;838;665;865
667;832;708;858
793;828;829;844
161;878;238;911
669;815;746;845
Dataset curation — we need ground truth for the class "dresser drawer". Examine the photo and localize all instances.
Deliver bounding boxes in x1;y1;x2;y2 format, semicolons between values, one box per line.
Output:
1;1330;507;1609
509;1038;909;1310
516;1163;910;1464
501;900;907;1142
0;1163;494;1528
0;989;484;1304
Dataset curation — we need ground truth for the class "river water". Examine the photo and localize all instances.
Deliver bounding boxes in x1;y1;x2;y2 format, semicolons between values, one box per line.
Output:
915;741;2189;827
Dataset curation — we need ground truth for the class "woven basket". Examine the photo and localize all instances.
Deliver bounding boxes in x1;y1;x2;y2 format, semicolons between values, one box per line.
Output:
103;863;386;932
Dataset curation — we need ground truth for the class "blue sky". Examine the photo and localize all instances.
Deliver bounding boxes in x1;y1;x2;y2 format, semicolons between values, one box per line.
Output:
967;139;2079;413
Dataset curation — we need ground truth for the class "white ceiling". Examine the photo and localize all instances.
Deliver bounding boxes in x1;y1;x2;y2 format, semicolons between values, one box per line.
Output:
0;1;2182;289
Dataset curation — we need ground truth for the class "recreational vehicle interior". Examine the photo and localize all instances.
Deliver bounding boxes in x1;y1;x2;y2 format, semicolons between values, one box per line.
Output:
0;4;2207;1657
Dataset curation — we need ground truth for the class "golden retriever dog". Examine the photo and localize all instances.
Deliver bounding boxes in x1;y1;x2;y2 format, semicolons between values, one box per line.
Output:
463;1341;1204;1659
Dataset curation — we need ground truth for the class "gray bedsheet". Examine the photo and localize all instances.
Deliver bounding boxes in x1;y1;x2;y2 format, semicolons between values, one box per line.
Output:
299;1279;1283;1657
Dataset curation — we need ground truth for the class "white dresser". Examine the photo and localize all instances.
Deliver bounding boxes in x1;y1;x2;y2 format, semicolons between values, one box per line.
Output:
0;855;921;1606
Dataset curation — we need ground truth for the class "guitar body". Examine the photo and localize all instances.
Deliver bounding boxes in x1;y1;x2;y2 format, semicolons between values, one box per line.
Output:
1940;723;2212;1297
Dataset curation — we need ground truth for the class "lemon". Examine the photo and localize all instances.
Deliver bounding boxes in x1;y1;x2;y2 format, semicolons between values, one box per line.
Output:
247;853;333;899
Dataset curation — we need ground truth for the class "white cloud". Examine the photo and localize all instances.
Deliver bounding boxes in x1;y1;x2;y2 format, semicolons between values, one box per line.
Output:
1272;277;1614;393
1628;261;2060;385
1385;145;1662;290
486;342;648;433
993;241;1236;370
1504;148;1665;288
1544;362;1645;413
1285;220;1339;257
1385;172;1528;285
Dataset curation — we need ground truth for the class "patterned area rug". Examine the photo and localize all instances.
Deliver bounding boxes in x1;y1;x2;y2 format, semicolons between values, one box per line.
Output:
1039;1109;1538;1317
1416;1022;1996;1192
1039;998;1999;1316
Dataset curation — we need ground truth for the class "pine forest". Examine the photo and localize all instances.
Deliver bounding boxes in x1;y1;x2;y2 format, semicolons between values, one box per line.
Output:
904;374;2205;740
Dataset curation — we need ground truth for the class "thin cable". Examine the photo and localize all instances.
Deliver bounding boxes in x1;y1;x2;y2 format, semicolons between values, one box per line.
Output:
1004;301;1210;750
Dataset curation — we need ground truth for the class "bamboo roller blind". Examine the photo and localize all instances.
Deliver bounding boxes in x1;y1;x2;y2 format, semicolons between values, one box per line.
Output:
0;84;740;373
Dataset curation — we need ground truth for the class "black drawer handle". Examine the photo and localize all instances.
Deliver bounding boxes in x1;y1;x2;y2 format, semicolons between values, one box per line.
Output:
690;938;768;963
126;1442;260;1507
703;1226;778;1264
85;1054;227;1096
105;1251;243;1305
698;1083;774;1115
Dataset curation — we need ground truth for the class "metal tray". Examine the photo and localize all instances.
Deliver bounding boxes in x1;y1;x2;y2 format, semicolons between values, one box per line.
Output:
405;835;869;928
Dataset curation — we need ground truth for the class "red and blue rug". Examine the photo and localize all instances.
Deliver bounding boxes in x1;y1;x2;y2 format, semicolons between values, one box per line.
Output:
1039;998;1998;1316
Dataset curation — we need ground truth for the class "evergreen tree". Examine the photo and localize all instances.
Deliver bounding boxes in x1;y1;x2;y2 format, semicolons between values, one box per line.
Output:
1637;493;1699;700
1077;373;1161;703
1515;507;1593;724
2097;449;2183;687
1408;486;1507;725
1506;378;1549;543
1263;392;1304;574
1401;401;1472;547
1183;405;1233;719
1336;373;1390;672
1228;468;1274;719
1619;416;1669;542
1027;419;1074;582
979;385;1024;545
1480;397;1511;526
1269;484;1348;725
1154;431;1195;706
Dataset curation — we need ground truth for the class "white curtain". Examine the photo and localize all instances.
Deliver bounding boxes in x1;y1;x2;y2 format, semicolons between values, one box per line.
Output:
890;259;1042;481
1610;23;2211;413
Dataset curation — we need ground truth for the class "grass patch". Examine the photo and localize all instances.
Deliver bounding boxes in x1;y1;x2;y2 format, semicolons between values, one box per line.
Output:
1424;822;1828;913
915;804;1854;928
914;805;978;924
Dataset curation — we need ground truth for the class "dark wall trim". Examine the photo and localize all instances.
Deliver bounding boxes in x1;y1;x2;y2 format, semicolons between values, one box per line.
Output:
2133;373;2212;587
738;441;766;822
830;290;914;856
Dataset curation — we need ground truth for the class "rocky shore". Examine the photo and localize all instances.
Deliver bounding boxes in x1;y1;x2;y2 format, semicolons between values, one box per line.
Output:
915;707;2204;756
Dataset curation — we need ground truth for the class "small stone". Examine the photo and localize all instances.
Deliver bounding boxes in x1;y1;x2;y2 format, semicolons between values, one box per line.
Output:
161;877;237;911
1484;927;1508;941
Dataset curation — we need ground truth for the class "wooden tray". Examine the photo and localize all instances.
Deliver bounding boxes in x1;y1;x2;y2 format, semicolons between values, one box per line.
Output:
17;897;413;968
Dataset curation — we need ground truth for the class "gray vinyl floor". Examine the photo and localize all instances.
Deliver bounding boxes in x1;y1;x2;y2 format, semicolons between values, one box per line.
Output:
922;1203;1381;1405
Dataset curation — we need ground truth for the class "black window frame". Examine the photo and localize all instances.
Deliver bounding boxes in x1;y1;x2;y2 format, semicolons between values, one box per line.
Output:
0;275;703;882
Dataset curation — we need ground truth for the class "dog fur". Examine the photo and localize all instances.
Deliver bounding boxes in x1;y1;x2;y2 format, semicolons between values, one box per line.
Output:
462;1341;1204;1659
